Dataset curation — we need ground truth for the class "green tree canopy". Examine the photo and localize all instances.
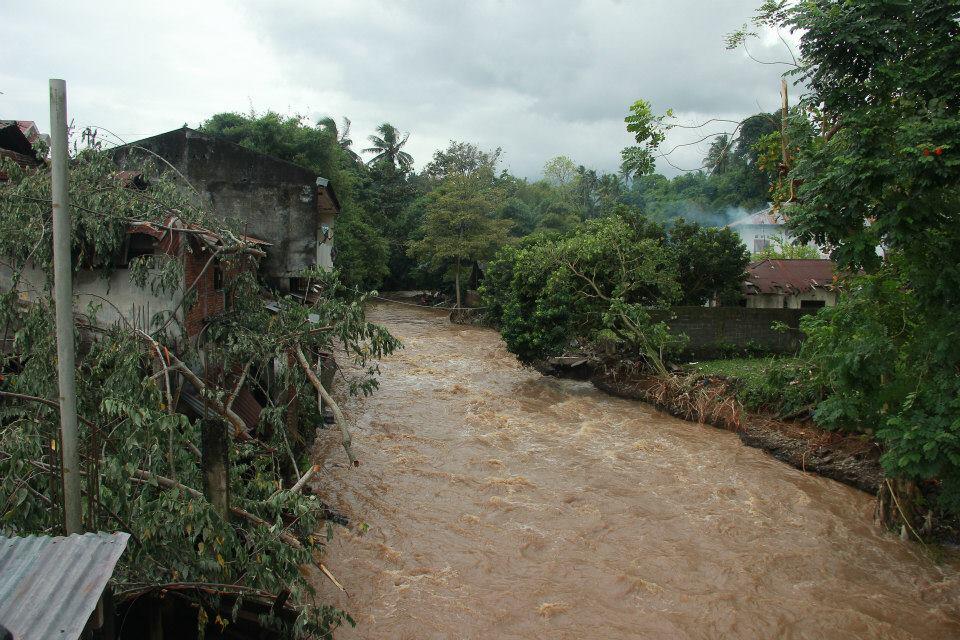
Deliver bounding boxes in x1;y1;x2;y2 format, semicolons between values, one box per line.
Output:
424;140;502;183
748;0;960;515
669;218;750;305
486;215;682;368
407;174;511;306
200;111;340;178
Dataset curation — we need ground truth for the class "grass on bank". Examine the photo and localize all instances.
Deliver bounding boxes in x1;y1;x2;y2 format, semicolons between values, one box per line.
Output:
686;357;819;419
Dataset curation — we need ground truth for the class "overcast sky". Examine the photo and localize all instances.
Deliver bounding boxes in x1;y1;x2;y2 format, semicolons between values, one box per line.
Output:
3;0;796;179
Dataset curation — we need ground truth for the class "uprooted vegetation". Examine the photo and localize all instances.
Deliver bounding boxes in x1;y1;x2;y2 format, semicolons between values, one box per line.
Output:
0;147;400;636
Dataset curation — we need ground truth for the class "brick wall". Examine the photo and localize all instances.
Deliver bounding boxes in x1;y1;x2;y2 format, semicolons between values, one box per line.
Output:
183;248;224;337
649;306;816;360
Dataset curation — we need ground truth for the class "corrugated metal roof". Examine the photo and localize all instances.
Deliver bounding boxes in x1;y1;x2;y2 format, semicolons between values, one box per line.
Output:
180;380;262;431
744;259;836;295
0;532;130;640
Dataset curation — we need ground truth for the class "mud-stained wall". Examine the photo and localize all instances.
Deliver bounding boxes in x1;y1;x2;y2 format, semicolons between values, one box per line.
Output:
650;306;814;359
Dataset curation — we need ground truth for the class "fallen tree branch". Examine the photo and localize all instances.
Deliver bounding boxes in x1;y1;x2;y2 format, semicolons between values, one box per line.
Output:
115;581;292;604
0;390;100;430
168;359;249;440
292;344;357;467
131;469;303;549
271;464;320;498
291;464;320;493
225;360;253;411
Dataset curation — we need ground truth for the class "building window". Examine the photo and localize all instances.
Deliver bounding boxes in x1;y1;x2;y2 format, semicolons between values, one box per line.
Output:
800;299;826;309
118;233;157;267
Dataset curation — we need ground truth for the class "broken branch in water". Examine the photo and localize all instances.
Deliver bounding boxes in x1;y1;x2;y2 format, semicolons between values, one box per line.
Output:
318;562;346;593
292;343;357;467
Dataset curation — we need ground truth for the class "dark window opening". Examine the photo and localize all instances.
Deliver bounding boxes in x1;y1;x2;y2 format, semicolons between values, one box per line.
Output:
800;299;826;309
117;233;157;267
213;261;224;291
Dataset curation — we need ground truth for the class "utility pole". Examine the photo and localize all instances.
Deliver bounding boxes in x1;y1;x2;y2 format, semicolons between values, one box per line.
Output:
49;79;82;534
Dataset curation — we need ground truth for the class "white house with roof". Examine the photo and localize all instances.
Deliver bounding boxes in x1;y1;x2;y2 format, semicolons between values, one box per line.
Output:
743;259;838;309
727;206;828;257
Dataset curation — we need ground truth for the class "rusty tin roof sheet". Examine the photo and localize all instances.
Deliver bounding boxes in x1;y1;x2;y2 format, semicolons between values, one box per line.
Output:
744;259;837;295
0;532;130;640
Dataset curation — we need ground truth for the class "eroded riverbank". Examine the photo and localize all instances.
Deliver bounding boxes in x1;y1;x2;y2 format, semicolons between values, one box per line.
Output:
310;302;960;639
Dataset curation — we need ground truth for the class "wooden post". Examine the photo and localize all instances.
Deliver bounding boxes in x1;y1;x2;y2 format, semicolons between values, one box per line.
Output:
281;352;303;487
201;419;230;520
455;255;462;309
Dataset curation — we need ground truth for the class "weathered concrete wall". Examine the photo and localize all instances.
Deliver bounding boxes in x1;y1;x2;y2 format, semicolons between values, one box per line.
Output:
111;128;321;290
746;289;837;309
650;306;815;360
0;262;182;335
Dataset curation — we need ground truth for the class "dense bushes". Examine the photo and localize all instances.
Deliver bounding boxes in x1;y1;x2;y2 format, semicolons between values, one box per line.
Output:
797;266;960;512
481;211;749;369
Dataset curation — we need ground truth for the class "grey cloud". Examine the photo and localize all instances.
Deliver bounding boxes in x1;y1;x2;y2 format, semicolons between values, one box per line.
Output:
250;0;788;176
4;0;790;179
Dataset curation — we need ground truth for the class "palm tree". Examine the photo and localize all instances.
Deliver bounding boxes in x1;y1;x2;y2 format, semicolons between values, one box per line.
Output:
363;123;413;172
318;116;361;164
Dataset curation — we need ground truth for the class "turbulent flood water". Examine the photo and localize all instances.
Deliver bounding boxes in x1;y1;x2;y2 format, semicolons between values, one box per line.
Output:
311;302;960;639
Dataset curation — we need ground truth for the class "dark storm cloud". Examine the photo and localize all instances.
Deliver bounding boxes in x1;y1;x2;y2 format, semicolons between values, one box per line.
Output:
3;0;793;178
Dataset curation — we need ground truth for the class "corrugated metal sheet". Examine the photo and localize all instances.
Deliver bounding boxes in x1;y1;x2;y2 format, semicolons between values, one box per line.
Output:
744;259;836;295
0;532;130;640
180;380;262;431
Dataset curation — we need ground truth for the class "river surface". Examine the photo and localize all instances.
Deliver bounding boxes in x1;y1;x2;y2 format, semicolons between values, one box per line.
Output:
311;302;960;639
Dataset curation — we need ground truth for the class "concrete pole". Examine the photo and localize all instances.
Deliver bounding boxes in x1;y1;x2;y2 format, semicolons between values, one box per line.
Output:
49;79;82;534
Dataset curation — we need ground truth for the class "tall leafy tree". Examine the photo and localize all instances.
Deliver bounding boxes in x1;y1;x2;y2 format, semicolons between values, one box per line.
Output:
318;115;361;164
542;155;577;186
741;0;960;519
668;218;750;305
424;140;502;183
489;216;682;368
407;175;511;307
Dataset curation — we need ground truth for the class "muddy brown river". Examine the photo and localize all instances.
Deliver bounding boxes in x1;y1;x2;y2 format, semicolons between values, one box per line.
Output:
312;302;960;639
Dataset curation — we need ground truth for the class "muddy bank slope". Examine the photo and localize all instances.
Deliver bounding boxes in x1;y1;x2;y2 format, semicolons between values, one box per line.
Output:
590;369;883;494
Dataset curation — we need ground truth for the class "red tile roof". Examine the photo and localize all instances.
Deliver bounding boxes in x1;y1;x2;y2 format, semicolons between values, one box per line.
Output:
744;259;836;295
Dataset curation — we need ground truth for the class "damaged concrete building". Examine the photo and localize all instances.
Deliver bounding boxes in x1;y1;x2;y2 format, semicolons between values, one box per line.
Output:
110;127;340;293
